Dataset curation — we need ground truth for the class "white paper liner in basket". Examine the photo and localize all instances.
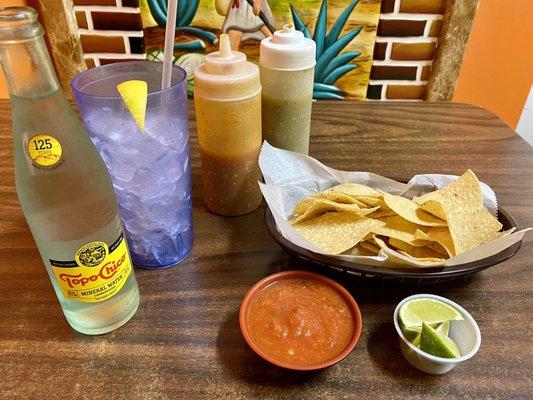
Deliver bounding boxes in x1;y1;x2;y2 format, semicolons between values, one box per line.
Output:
259;142;531;268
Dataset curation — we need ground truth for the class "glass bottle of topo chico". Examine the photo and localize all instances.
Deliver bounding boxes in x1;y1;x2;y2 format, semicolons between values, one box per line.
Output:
0;6;140;334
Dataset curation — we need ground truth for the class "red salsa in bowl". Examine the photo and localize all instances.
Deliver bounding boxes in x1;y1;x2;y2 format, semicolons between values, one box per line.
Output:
240;271;362;370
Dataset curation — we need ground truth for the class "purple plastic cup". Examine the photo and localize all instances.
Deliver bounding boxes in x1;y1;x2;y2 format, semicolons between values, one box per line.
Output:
71;61;193;269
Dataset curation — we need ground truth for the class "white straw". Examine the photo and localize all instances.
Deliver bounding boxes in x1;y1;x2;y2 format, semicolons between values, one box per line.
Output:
161;0;178;90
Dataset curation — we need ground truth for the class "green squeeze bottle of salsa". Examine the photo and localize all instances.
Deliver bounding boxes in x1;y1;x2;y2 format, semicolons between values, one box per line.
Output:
260;24;316;154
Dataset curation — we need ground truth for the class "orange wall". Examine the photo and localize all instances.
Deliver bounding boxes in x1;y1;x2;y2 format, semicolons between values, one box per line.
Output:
0;0;531;130
454;0;533;129
0;0;28;96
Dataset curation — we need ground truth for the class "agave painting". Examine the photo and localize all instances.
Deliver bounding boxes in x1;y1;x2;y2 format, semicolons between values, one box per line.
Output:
291;0;361;100
146;0;218;51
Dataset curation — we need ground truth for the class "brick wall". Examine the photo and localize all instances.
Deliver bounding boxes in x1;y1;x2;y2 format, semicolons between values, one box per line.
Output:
72;0;444;102
73;0;145;68
367;0;445;101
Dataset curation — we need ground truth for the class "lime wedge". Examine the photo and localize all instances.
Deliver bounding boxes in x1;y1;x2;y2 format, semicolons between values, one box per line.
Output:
116;80;148;131
411;321;449;348
401;324;421;342
399;298;463;328
412;333;421;348
435;320;450;336
420;322;461;358
401;322;438;347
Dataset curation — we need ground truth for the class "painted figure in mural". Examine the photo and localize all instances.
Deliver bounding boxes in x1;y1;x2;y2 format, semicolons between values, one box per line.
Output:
217;0;276;50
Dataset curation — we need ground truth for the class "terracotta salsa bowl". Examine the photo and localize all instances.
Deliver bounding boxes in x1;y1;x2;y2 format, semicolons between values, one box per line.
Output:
239;270;363;371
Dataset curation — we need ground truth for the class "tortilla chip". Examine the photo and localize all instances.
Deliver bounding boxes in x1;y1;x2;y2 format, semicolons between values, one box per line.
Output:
359;240;381;254
387;237;415;252
291;198;379;224
415;228;456;257
389;238;448;260
293;213;385;254
320;192;368;208
366;203;396;219
372;215;428;246
443;206;502;254
413;170;483;219
362;232;373;241
348;244;378;256
291;171;503;261
419;200;446;220
367;210;396;219
293;192;370;217
383;193;447;227
427;242;448;255
372;235;391;250
353;196;384;207
293;197;317;216
413;170;501;254
414;169;483;212
327;183;381;198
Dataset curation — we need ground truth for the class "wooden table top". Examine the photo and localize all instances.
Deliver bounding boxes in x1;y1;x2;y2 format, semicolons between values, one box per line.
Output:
0;100;532;399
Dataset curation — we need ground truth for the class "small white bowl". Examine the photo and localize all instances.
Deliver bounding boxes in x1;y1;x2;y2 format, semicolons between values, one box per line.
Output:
393;294;481;374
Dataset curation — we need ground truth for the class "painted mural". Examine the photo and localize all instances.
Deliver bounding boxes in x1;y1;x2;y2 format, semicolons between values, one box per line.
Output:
141;0;381;100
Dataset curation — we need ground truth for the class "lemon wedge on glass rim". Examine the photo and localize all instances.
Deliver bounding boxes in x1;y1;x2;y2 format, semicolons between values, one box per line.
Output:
116;80;148;131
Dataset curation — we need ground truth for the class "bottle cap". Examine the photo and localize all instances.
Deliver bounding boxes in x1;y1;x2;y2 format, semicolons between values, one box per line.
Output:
194;34;260;101
260;24;316;71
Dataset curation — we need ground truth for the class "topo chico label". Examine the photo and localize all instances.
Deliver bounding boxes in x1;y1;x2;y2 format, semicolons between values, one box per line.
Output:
50;234;132;303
